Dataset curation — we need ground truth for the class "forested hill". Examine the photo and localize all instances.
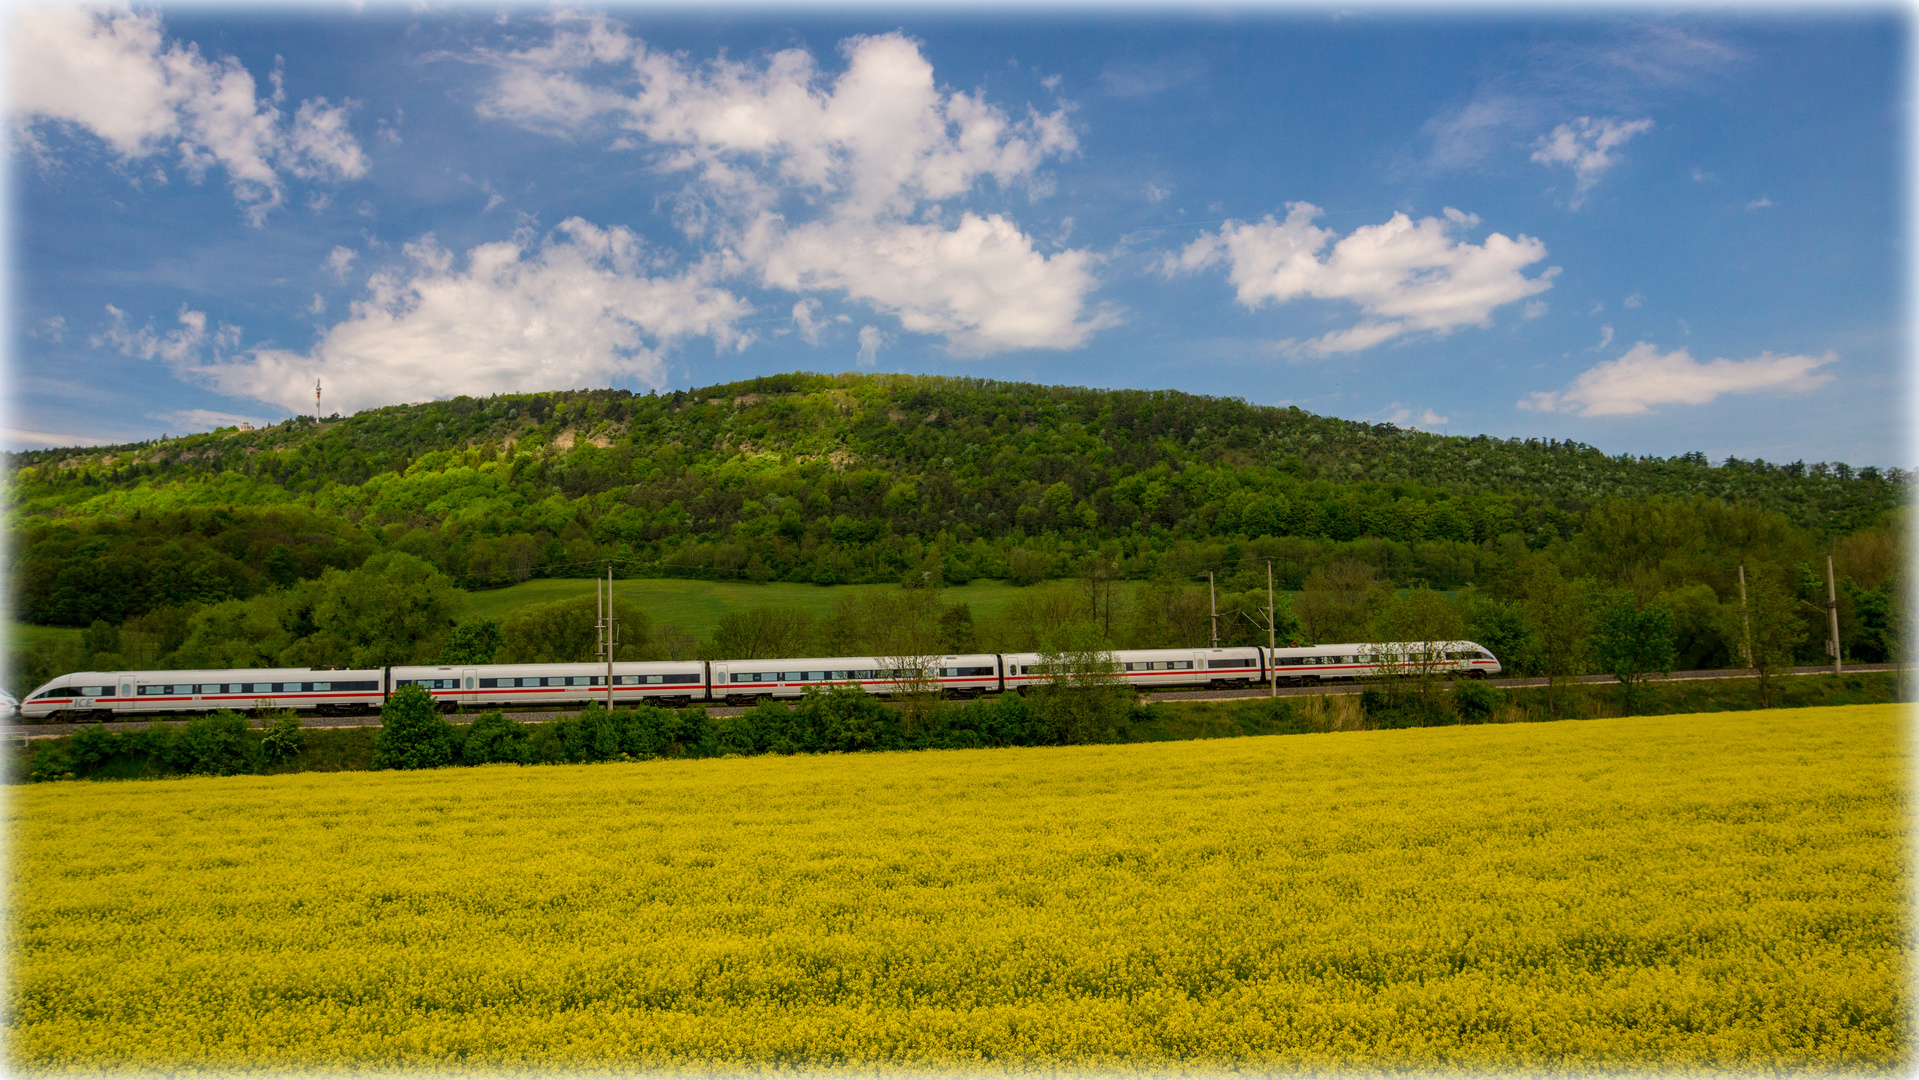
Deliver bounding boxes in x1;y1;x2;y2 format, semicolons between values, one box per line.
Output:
6;371;1907;630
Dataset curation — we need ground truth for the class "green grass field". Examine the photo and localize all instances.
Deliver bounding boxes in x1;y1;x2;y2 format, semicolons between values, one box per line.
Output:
5;622;81;651
463;577;1045;640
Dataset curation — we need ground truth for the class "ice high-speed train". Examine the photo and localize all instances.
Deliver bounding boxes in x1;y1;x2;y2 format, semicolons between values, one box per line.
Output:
17;642;1501;721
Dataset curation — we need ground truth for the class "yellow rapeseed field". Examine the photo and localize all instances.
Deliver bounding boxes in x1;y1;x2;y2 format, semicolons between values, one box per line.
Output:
9;704;1909;1074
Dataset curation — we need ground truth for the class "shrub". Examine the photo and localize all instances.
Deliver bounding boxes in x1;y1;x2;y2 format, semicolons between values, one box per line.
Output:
575;703;625;763
1229;697;1312;736
258;711;305;765
1360;687;1456;730
792;686;896;753
373;685;452;770
461;710;529;764
177;711;256;776
66;721;120;771
1452;679;1503;723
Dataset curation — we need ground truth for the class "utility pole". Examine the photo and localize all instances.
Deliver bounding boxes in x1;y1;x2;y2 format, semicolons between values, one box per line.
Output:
601;564;617;709
1267;560;1277;698
1826;552;1842;675
1738;564;1753;669
1208;570;1218;649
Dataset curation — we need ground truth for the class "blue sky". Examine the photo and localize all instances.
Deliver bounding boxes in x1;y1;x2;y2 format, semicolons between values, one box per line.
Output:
7;6;1910;467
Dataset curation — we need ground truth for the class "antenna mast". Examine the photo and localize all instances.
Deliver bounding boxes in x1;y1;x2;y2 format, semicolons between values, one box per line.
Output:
315;378;323;420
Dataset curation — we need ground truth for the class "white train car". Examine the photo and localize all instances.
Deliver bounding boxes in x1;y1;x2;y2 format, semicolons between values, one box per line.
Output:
18;668;385;721
1268;641;1501;684
708;654;1001;703
389;662;707;710
1001;647;1264;692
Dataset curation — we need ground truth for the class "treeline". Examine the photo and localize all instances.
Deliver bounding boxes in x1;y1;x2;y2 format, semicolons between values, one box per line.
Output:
9;374;1906;610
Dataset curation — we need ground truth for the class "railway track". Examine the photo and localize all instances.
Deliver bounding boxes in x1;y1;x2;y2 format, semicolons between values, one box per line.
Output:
4;664;1897;740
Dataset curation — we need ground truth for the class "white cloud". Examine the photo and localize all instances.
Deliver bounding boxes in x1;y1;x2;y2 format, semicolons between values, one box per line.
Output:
856;325;890;368
792;298;828;345
1382;403;1448;430
1530;116;1653;207
150;408;273;432
1168;202;1556;356
95;303;240;365
185;218;751;415
1418;94;1536;173
309;294;325;315
1523;300;1548;319
27;315;66;342
286;98;367;182
325;245;358;279
1623;290;1645;308
474;21;1108;354
11;5;368;225
1747;196;1772;210
1520;342;1836;417
1591;324;1614;350
755;213;1113;353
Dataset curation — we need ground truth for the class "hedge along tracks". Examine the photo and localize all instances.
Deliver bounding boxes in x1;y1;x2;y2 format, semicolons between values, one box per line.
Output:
5;663;1898;740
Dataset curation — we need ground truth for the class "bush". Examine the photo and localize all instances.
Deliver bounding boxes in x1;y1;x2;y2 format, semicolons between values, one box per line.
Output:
1452;679;1503;723
258;711;305;765
792;685;898;753
461;710;529;764
373;684;453;770
66;721;119;771
1228;697;1313;736
177;711;256;775
1361;687;1456;730
574;703;625;762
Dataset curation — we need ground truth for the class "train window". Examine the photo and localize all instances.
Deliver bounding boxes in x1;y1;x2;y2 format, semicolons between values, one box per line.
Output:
249;683;270;693
313;682;332;692
79;686;106;696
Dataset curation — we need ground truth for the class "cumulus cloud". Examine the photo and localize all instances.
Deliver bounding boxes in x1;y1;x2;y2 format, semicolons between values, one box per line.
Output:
95;303;241;365
1382;403;1448;430
474;19;1109;353
1167;203;1556;356
1531;116;1653;207
1520;342;1836;417
856;325;890;368
792;298;828;345
324;245;358;279
11;4;368;225
181;218;751;415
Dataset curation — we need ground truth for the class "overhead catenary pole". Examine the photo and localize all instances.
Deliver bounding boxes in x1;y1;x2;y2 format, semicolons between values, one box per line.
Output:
1209;570;1218;650
605;563;616;710
1267;560;1277;698
1827;552;1842;676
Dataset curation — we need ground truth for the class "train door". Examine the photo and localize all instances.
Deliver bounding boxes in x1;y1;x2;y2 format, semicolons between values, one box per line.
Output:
462;668;477;703
118;675;133;718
